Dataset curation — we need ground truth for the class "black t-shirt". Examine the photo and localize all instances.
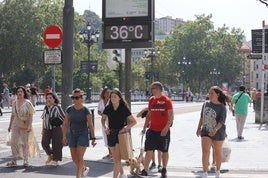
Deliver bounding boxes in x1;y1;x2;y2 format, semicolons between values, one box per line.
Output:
103;104;131;130
30;87;37;95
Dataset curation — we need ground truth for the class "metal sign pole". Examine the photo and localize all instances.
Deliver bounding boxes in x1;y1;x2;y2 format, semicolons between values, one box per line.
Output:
52;64;56;93
261;20;265;124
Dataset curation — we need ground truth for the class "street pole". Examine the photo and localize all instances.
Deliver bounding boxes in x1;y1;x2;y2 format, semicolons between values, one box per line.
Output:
119;62;123;91
125;47;131;109
62;0;74;110
87;40;91;103
151;54;154;84
261;20;265;124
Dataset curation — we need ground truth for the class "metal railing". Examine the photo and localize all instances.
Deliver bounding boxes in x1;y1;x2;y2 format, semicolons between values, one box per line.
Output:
36;92;199;105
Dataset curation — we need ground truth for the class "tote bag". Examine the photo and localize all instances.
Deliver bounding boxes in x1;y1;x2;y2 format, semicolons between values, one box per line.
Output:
222;138;231;162
118;129;134;160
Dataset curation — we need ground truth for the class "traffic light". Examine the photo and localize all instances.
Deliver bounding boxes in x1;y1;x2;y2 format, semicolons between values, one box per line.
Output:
113;49;121;62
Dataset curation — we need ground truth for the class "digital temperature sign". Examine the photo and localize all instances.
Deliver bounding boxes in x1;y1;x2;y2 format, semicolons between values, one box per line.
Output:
102;0;154;48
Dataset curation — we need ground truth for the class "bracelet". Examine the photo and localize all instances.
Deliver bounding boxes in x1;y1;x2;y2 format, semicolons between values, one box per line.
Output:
91;137;96;140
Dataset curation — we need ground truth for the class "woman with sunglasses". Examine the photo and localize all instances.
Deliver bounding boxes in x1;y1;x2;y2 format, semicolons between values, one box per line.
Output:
62;88;96;178
101;89;137;178
6;86;40;167
41;92;65;166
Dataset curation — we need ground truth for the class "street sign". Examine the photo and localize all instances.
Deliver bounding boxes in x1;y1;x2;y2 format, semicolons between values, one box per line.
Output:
89;61;98;73
44;49;62;64
247;53;263;59
264;64;268;70
43;25;63;48
80;61;98;73
251;29;268;53
80;61;89;73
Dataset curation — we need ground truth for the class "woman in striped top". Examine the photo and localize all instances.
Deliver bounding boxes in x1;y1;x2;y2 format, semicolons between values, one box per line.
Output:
41;92;65;166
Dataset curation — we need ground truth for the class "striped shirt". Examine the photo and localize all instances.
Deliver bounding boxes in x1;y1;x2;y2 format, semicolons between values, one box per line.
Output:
42;105;65;130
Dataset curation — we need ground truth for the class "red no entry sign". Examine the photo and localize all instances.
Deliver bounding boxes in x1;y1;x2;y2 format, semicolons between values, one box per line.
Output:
43;25;63;48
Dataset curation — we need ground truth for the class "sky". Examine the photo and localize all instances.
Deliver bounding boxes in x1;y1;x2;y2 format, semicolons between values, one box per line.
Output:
73;0;268;41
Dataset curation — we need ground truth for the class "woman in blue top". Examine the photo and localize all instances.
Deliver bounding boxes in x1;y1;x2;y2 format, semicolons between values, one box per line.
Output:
62;88;96;178
196;86;231;178
101;89;137;178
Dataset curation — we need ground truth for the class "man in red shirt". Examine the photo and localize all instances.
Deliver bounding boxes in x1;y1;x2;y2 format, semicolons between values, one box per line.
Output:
140;81;174;178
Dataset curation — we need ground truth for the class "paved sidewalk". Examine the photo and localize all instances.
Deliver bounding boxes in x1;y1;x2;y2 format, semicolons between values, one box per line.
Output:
0;103;268;177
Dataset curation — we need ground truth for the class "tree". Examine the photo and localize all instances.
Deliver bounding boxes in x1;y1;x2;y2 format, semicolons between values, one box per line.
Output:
163;14;244;94
0;0;64;87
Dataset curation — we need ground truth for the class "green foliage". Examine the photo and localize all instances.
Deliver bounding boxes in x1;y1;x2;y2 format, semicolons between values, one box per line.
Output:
0;2;245;95
163;14;244;94
0;0;116;93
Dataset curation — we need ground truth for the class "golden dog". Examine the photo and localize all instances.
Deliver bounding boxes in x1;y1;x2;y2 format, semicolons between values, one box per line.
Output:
126;148;145;175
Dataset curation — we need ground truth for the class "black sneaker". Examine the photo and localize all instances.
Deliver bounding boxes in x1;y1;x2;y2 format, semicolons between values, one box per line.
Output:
158;165;163;173
149;162;156;170
161;168;167;178
139;169;148;177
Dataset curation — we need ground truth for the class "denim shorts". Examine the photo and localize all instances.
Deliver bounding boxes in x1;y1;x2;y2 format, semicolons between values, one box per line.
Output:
68;128;89;148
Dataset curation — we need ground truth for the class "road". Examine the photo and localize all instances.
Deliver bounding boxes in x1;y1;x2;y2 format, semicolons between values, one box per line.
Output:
0;102;268;177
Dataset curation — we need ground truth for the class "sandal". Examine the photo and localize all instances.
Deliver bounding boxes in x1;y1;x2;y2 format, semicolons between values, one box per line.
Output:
45;155;53;164
50;160;58;166
6;160;17;167
23;160;29;167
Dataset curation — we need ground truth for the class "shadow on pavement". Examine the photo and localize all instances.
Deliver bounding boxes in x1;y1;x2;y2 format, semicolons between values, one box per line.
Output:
0;157;113;177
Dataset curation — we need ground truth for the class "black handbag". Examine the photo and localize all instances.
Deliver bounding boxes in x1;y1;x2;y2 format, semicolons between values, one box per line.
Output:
45;106;63;127
49;117;63;127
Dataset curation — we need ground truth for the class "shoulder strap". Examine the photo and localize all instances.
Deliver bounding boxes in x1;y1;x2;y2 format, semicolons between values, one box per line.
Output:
235;92;244;104
202;102;207;120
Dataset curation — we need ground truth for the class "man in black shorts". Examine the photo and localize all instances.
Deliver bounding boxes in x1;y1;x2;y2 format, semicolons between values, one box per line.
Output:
140;82;174;178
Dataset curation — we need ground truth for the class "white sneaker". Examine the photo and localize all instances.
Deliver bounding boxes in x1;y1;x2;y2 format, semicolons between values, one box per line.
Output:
119;174;128;178
202;172;208;178
215;170;220;178
81;167;90;178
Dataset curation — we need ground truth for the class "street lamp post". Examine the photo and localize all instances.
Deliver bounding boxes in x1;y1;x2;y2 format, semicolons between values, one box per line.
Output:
144;48;160;84
210;68;221;85
0;73;4;85
80;22;99;103
178;57;191;101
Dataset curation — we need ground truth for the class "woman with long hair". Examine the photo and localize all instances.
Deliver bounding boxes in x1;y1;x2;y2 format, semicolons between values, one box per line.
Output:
6;86;40;167
196;86;231;178
101;89;137;178
62;88;96;178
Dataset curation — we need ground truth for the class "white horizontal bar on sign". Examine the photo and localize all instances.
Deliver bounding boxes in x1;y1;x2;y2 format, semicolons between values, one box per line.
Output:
46;34;60;39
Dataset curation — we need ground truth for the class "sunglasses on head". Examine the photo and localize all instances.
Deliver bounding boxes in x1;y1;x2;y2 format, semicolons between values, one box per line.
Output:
71;95;82;100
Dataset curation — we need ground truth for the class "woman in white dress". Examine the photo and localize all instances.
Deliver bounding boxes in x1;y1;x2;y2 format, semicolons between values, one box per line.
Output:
97;87;112;159
6;86;40;167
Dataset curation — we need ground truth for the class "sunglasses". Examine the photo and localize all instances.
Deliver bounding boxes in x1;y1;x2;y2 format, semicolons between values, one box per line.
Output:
71;95;82;100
